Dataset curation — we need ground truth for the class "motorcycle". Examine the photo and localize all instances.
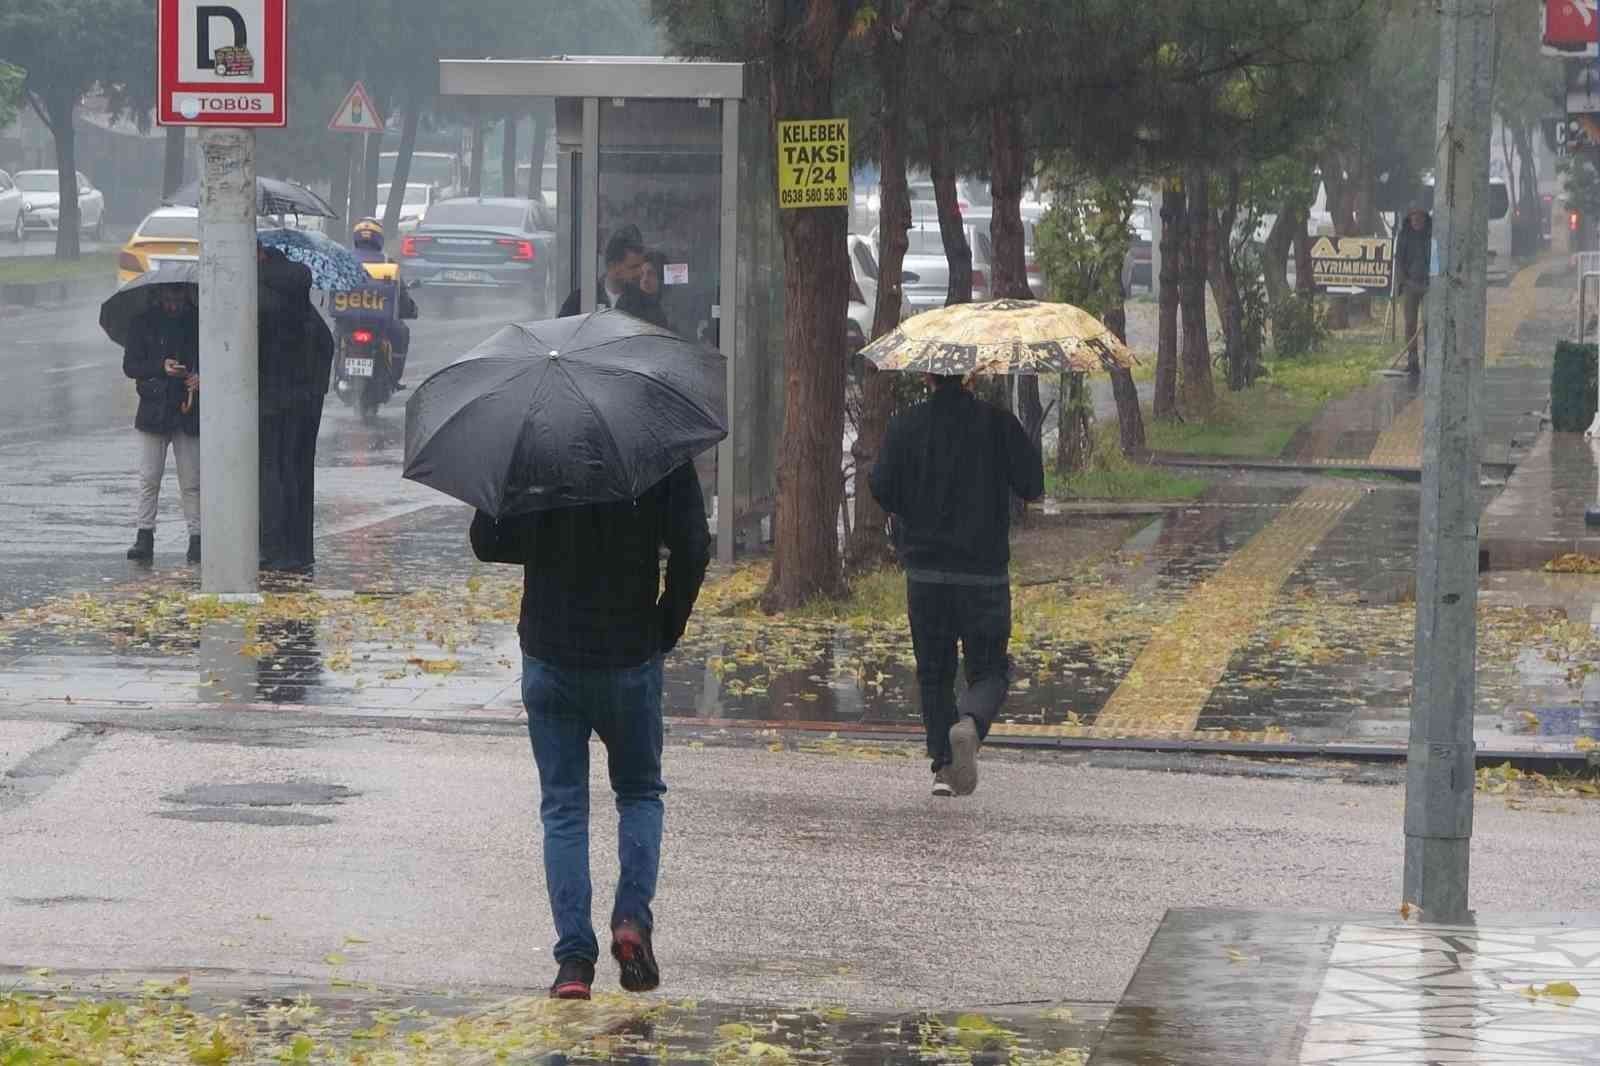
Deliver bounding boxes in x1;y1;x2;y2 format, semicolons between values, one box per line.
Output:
331;261;417;418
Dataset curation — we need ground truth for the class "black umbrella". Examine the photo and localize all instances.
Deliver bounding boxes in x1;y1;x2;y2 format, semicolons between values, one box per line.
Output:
98;260;199;347
166;176;336;219
403;309;727;517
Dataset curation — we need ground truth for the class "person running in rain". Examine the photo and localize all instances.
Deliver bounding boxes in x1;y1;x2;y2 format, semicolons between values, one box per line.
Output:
868;374;1044;797
1394;205;1432;375
123;283;201;564
470;461;710;1000
559;225;645;317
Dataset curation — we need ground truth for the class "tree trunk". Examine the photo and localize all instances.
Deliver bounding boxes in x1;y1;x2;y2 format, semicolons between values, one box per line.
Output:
500;113;518;199
761;0;853;611
1103;293;1145;454
1154;179;1182;420
529;112;551;198
848;12;912;573
1058;372;1093;473
1262;207;1292;313
36;91;81;260
1291;205;1314;296
1511;123;1540;257
382;99;422;237
162;126;186;198
1210;167;1251;391
1178;162;1215;417
468;118;486;197
989;103;1041;454
927;122;972;305
1319;151;1360;329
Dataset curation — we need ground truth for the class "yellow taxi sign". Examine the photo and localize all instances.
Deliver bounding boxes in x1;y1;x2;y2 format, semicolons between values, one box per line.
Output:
778;119;850;210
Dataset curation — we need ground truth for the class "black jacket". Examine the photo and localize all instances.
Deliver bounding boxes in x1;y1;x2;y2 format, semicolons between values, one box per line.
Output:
1395;214;1432;286
470;462;712;668
258;254;334;412
869;382;1045;578
616;284;670;331
558;278;614;318
123;305;200;436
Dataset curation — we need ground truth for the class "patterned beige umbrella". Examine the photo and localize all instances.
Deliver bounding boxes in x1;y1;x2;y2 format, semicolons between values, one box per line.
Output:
860;298;1137;375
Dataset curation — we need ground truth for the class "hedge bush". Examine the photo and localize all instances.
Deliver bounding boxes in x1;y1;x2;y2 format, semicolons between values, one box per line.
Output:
1551;341;1598;432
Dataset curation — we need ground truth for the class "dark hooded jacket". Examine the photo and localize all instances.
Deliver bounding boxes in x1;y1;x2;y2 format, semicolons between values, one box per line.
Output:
258;251;333;412
1395;211;1433;287
123;303;200;436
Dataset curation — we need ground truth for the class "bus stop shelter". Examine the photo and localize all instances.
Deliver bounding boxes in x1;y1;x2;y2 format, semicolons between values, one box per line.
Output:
438;56;780;564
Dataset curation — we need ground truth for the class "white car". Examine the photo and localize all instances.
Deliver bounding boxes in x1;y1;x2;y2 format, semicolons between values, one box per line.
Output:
14;169;106;239
376;182;433;233
0;170;25;242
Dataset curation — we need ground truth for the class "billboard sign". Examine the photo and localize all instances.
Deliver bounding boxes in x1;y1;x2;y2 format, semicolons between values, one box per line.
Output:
157;0;287;126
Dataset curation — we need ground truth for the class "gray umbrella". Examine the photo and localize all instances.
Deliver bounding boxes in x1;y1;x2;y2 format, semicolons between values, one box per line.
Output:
403;309;727;517
98;261;199;347
165;176;336;219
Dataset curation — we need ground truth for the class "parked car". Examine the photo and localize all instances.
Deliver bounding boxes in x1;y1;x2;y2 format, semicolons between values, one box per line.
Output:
117;206;201;284
398;197;556;308
0;170;25;242
872;218;994;313
375;183;433;233
379;151;464;201
14;169;105;239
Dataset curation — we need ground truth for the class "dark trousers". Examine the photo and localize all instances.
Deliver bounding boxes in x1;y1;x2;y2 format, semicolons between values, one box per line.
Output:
1401;281;1426;371
906;579;1011;771
260;396;324;570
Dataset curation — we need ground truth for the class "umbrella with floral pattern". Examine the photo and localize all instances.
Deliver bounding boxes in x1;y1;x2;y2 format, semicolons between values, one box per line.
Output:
859;298;1137;376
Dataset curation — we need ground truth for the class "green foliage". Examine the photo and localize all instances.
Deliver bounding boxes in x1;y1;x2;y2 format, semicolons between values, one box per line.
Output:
1048;423;1211;500
0;251;116;284
1551;342;1599;433
1148;340;1390;457
1270;294;1331;359
0;62;22;131
1561;157;1600;222
0;0;152;116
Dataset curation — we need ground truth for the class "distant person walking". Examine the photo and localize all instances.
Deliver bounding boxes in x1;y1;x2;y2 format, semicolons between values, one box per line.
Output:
559;225;645;317
1395;205;1432;375
122;283;201;564
868;374;1044;797
470;461;710;1000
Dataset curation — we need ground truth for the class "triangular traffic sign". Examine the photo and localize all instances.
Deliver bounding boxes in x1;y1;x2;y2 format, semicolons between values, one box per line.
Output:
328;81;383;133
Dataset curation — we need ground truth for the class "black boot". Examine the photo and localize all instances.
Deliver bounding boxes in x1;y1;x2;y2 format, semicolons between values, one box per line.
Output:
126;528;154;561
187;535;201;564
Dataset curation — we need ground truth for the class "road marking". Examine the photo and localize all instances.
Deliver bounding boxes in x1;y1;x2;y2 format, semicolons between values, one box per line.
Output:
1089;483;1364;737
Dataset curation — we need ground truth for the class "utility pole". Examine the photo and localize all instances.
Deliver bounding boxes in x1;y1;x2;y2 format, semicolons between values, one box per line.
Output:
1403;0;1497;922
198;128;260;596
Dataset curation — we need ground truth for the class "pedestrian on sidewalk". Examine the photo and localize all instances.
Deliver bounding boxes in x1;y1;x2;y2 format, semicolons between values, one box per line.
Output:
559;224;645;317
1395;205;1432;375
122;283;201;564
469;461;710;1000
868;374;1044;797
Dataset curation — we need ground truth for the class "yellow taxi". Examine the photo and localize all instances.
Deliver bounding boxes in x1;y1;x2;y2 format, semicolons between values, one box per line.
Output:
117;206;201;283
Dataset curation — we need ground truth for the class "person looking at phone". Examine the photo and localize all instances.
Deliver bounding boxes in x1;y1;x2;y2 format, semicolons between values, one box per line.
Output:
122;283;201;564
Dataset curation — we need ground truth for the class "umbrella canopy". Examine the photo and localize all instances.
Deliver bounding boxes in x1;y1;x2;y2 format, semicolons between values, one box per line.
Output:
404;309;728;517
166;176;336;219
257;227;369;291
98;260;199;347
860;298;1138;376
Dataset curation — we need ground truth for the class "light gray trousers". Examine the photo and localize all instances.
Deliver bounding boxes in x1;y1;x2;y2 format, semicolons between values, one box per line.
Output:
135;430;200;535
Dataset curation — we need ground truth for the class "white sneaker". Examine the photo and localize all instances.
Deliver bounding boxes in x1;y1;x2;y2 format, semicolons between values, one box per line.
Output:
948;717;980;796
931;769;954;797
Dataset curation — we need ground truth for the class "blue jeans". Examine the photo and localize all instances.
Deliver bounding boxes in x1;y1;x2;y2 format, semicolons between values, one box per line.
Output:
522;653;666;964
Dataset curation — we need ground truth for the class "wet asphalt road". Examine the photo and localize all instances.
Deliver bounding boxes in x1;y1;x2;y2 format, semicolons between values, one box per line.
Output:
0;292;522;611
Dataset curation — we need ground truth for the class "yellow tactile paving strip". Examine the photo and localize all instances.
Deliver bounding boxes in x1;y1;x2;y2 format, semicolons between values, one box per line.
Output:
1366;256;1553;469
1081;484;1365;738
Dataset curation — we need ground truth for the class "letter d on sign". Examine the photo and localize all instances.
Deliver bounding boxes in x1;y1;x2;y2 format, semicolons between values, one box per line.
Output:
197;5;247;70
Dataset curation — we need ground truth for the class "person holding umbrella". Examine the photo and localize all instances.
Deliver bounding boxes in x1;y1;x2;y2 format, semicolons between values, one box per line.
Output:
863;299;1132;797
121;282;201;564
405;311;725;999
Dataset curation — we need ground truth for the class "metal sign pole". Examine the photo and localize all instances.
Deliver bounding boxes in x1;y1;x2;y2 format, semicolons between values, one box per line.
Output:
198;127;260;595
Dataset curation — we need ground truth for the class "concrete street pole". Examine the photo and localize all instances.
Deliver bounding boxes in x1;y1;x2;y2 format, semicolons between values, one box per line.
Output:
198;128;260;596
1403;0;1496;922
